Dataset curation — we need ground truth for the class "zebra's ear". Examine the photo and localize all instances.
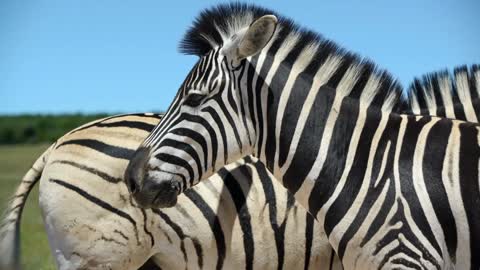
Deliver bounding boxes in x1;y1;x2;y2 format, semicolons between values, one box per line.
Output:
222;15;278;64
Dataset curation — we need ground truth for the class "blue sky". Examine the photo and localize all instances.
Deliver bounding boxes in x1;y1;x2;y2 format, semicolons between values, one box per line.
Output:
1;0;479;114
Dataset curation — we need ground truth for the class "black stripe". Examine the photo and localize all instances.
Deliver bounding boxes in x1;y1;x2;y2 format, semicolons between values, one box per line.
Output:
52;160;122;183
303;213;314;270
201;106;228;163
181;114;218;171
56;139;135;160
390;258;422;270
113;229;129;241
253;26;287;157
9;204;22;212
397;116;442;257
170;128;209;172
141;209;155;248
467;67;480;120
264;39;308;171
217;165;255;270
152;209;203;269
431;77;447;118
361;182;396;249
190;238;204;269
246;61;258;145
49;178;137;228
326;104;380;258
376;199;429;270
276;40;336;165
92;120;156;132
452;102;468;122
211;75;244;159
360;121;398;247
252;160;286;270
157;138;203;180
1;166;42;231
13;192;27;198
183;189;226;270
458;122;480;269
235;64;253;147
423;119;457;261
447;80;468;121
328;248;335;270
154;153;195;186
70;113;161;135
283;85;336;195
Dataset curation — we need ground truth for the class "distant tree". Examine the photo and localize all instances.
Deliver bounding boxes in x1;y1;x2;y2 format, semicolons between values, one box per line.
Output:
0;114;111;144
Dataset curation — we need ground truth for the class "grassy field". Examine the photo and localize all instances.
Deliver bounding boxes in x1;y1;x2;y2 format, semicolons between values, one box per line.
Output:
0;144;56;270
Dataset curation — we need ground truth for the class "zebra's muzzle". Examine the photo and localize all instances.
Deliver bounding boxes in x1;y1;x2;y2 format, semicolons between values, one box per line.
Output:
125;146;181;208
132;178;180;209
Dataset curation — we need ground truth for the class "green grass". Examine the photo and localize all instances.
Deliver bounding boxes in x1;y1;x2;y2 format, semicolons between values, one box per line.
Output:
0;144;56;270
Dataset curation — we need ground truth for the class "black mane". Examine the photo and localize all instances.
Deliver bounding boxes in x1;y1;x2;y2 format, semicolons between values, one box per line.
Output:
179;3;403;111
403;64;480;114
179;3;277;56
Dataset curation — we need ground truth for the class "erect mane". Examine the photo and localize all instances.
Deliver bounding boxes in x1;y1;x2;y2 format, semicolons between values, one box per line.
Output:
180;3;403;111
402;64;480;118
179;3;276;56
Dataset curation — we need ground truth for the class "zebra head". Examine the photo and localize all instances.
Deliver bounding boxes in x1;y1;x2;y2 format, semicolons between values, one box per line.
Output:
125;6;278;208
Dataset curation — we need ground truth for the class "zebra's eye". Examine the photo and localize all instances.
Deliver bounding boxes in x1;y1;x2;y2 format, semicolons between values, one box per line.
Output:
183;93;206;107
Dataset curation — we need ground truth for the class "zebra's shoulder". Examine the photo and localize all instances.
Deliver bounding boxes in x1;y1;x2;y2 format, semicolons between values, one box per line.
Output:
401;64;480;121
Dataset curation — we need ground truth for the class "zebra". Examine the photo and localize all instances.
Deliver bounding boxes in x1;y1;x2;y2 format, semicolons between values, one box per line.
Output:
0;113;341;270
0;66;474;270
124;3;480;269
1;67;474;270
0;67;473;270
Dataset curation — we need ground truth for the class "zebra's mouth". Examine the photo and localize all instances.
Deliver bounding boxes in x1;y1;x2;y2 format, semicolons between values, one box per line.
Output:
152;179;180;208
152;190;178;208
132;171;182;209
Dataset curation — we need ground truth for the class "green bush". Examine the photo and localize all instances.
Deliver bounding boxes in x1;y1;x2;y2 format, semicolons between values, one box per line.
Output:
0;114;110;144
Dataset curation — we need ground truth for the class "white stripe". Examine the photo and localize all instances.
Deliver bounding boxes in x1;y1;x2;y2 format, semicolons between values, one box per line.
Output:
374;141;391;187
443;121;470;269
455;72;478;122
423;82;437;116
410;93;421;115
438;76;455;118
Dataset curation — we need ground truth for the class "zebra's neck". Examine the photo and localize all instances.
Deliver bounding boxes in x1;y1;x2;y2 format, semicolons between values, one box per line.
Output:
240;48;400;225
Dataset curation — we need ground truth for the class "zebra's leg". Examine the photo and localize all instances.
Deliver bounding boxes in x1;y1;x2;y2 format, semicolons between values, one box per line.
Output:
39;174;154;270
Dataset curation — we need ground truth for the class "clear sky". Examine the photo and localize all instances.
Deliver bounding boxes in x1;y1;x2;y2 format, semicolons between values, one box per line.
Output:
1;0;479;114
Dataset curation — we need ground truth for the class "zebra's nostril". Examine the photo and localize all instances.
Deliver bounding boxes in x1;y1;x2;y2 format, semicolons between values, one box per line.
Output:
171;181;181;193
128;177;139;193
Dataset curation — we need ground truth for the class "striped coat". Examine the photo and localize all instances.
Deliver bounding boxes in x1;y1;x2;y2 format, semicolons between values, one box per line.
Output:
1;113;340;270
